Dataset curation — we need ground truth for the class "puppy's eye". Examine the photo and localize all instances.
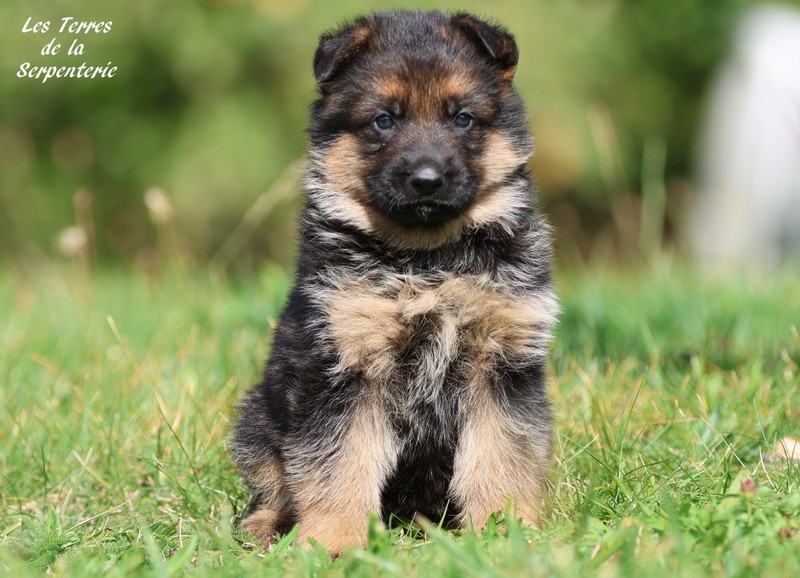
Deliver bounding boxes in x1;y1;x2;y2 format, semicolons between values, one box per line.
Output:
374;114;395;130
454;112;474;128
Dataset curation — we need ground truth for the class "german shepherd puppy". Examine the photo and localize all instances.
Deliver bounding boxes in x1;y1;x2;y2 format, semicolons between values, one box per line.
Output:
231;10;558;553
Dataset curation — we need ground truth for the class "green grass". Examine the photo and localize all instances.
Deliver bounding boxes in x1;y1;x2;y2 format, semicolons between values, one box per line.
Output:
1;263;799;577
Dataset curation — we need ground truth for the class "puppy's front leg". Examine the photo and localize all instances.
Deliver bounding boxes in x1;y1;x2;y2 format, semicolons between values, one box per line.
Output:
286;394;397;554
449;373;551;529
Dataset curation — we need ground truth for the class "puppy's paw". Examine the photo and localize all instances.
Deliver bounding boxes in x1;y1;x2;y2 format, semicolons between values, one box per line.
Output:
241;508;293;546
459;501;540;531
295;516;367;556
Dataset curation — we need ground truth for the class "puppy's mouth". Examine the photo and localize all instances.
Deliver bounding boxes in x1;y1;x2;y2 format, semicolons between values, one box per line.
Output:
386;200;465;227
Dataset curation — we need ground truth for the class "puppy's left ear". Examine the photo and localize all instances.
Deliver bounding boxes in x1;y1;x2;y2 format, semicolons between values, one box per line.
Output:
313;19;373;84
452;13;519;82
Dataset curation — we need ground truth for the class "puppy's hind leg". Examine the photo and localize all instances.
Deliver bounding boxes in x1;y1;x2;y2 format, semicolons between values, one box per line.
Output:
238;457;295;544
231;387;295;545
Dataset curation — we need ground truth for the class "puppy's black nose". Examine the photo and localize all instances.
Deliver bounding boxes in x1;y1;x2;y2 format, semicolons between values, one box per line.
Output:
409;165;444;196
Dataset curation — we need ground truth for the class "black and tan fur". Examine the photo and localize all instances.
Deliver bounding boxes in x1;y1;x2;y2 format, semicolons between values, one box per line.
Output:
231;10;558;553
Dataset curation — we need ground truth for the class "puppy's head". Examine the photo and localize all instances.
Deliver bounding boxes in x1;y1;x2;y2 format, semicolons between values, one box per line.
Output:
307;11;533;249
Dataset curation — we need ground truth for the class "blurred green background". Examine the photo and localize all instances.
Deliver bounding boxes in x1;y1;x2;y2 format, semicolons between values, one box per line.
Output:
1;0;795;273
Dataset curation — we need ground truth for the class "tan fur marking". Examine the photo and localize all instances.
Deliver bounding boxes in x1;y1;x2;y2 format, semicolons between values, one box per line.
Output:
450;379;550;528
328;286;407;383
319;134;375;231
480;132;530;186
374;74;409;101
466;133;531;225
327;276;553;383
248;460;291;509
439;71;479;99
373;69;480;118
467;185;515;226
293;396;397;553
432;277;551;363
350;25;372;46
501;66;517;82
409;71;481;119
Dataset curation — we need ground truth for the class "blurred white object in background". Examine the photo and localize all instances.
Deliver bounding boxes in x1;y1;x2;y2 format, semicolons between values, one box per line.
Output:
687;4;800;271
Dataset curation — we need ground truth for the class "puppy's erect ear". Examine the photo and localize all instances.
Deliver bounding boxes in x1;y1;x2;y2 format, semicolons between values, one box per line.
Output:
452;13;519;82
313;20;373;84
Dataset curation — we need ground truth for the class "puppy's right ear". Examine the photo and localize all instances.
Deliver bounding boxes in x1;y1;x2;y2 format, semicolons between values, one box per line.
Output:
313;20;373;84
452;13;519;82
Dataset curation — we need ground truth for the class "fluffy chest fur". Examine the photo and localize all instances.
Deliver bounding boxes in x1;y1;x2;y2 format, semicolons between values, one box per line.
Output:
311;273;556;438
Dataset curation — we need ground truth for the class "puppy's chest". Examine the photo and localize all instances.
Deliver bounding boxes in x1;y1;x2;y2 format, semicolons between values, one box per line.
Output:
323;275;545;398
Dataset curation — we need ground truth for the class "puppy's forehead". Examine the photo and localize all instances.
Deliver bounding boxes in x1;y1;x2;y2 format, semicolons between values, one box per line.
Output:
371;61;481;104
356;51;495;120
